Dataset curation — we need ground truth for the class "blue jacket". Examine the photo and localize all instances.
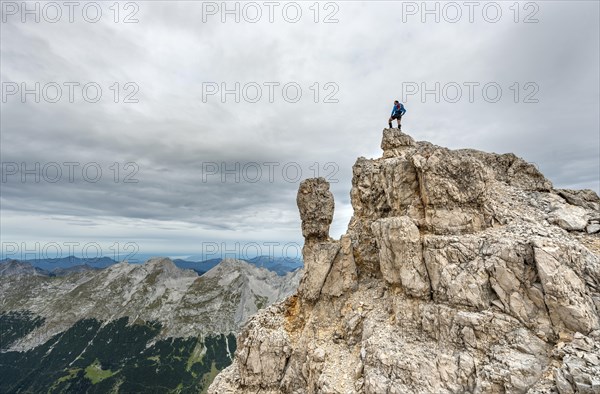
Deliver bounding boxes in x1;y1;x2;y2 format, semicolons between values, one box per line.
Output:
391;103;406;116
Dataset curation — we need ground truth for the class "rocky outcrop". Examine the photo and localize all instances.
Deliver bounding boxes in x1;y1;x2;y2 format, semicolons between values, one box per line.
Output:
210;129;600;394
371;216;430;298
297;178;335;241
295;178;359;303
557;189;600;212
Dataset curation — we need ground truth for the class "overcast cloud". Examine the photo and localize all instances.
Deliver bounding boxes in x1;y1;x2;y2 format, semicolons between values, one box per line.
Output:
1;1;598;259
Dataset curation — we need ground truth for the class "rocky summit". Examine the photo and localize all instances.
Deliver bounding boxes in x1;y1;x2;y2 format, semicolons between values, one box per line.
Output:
209;129;600;394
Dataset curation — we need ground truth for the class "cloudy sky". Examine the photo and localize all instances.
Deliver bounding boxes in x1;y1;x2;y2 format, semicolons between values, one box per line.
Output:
1;1;598;260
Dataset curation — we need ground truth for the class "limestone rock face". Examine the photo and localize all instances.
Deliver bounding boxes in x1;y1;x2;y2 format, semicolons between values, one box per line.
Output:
381;128;415;157
557;189;600;212
210;129;600;394
371;216;430;298
550;204;591;231
297;177;335;242
321;235;358;298
297;241;340;302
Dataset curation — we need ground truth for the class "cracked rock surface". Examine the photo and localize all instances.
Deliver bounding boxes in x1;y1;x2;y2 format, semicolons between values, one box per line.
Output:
210;129;600;394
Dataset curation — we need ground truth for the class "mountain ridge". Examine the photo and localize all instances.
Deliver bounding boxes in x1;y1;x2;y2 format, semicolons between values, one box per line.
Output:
1;256;302;392
0;255;303;276
209;129;600;394
1;257;302;352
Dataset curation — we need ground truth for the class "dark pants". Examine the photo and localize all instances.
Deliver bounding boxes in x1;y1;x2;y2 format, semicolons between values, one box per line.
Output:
389;114;402;128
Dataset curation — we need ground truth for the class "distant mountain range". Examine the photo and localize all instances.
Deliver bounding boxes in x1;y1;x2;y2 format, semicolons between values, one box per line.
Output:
0;255;303;276
0;256;115;272
0;257;302;392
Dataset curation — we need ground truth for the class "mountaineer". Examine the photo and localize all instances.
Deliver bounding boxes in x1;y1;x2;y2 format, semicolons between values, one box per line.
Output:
388;100;406;130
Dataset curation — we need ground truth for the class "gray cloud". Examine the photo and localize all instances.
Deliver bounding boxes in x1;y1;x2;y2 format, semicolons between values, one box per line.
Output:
1;1;598;256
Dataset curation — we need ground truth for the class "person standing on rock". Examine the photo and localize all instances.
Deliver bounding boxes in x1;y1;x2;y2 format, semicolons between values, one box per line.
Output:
388;100;406;130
